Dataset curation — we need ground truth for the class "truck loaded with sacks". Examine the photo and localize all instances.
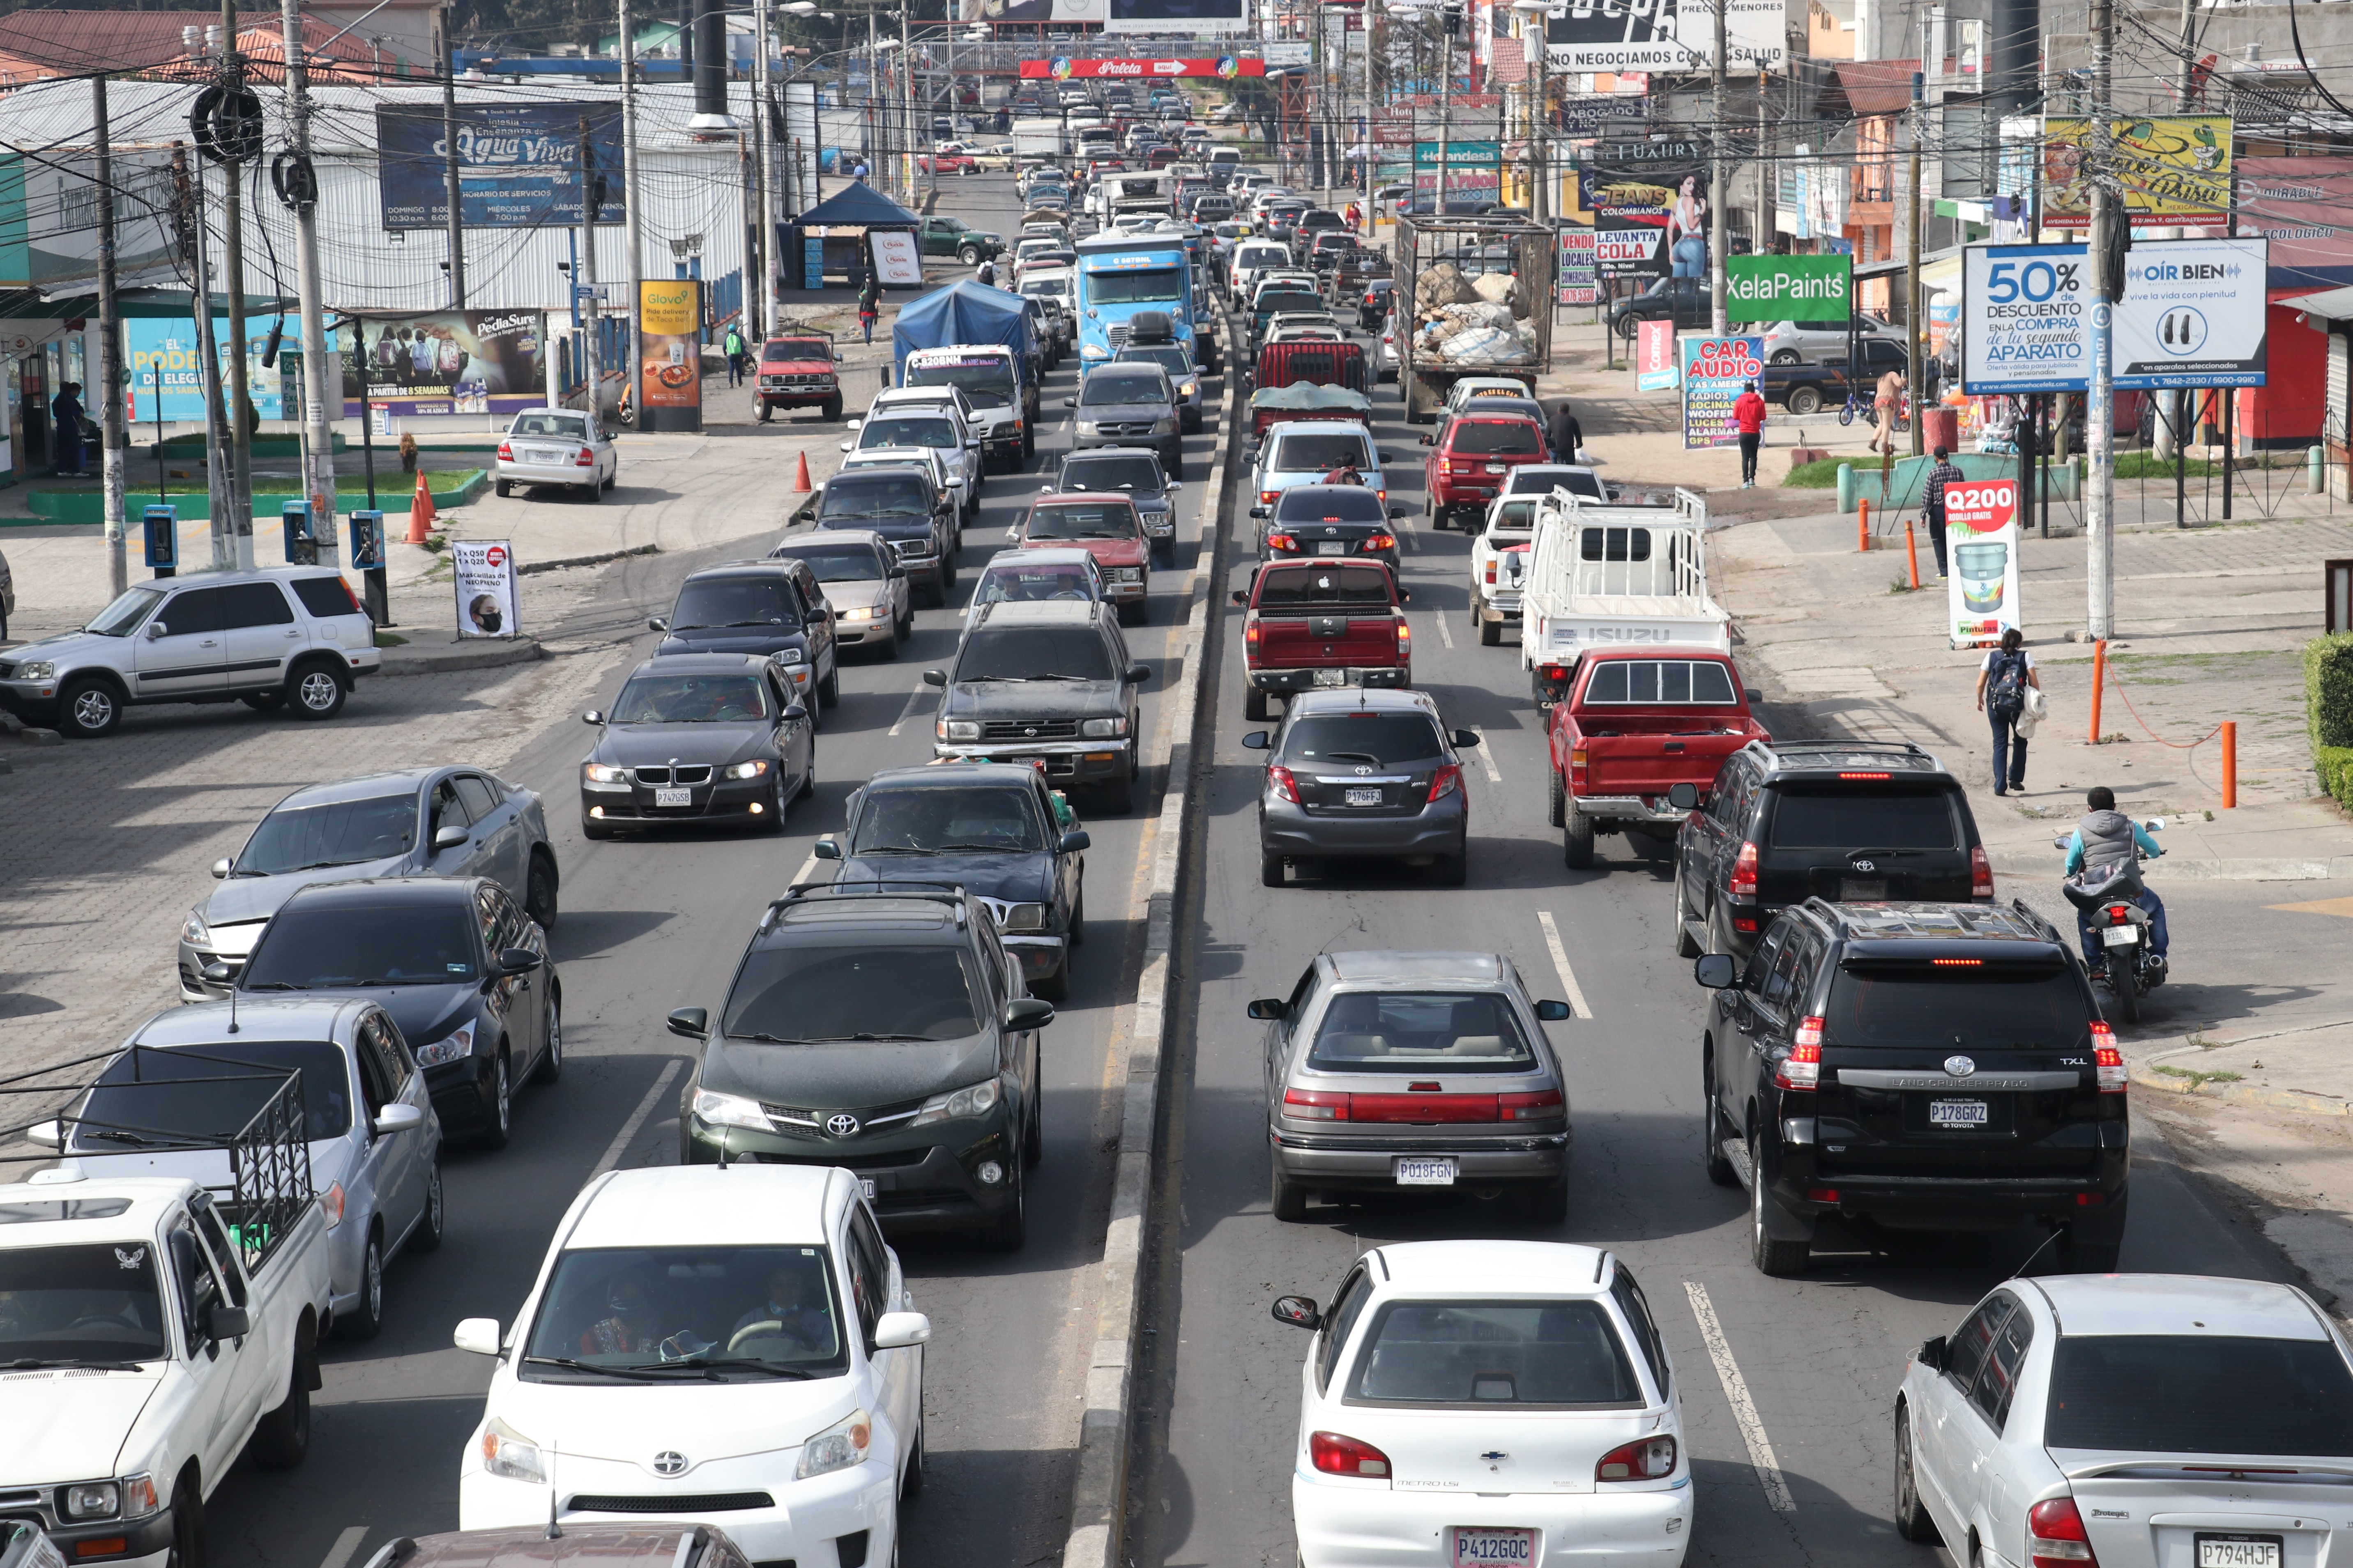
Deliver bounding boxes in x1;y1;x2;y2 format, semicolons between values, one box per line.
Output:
1393;215;1554;423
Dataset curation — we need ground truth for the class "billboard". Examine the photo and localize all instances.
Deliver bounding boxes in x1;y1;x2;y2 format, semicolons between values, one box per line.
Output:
639;280;704;430
1962;239;2267;395
2040;115;2231;231
1943;478;2022;649
1637;319;1677;391
1547;0;1785;71
126;320;286;424
1095;0;1247;34
1584;160;1705;280
1962;243;2089;395
376;102;626;231
1724;255;1851;324
343;311;546;417
1681;335;1763;450
2236;157;2353;291
1557;227;1597;306
1019;57;1262;77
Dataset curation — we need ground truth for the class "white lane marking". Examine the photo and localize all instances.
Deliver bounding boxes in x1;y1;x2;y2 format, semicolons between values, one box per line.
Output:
1683;1281;1798;1513
1434;610;1454;649
318;1527;368;1568
592;1060;685;1177
886;685;929;738
1535;910;1593;1020
790;855;819;887
1468;725;1502;784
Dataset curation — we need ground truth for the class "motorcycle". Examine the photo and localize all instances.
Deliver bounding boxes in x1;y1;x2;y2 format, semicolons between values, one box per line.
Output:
2054;821;2168;1024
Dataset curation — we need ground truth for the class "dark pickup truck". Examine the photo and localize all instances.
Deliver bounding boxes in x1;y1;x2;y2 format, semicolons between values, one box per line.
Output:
1766;338;1940;416
1232;559;1412;722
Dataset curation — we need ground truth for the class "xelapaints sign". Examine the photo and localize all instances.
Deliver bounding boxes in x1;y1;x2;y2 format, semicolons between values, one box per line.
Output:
1724;255;1851;324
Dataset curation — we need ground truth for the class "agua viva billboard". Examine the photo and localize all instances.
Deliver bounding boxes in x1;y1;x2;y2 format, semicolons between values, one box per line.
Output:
1020;57;1262;77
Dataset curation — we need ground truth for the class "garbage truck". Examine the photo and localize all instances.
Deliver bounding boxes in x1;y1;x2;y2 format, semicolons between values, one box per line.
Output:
1394;214;1554;423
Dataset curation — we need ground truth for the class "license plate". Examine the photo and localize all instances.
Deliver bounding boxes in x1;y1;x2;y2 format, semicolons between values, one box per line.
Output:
2198;1536;2282;1568
1345;786;1384;806
1929;1099;1989;1127
859;1179;877;1203
1842;878;1887;900
1313;669;1347;687
526;448;562;464
2101;924;2141;947
654;787;692;808
1317;541;1349;555
1485;463;1507;474
1396;1156;1457;1186
1452;1527;1533;1567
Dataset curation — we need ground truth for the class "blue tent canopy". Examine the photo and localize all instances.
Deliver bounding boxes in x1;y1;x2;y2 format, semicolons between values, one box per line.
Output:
795;183;922;229
890;280;1033;370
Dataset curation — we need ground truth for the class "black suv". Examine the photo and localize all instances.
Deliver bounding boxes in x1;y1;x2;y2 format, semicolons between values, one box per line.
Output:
925;601;1151;813
1608;275;1713;340
1672;740;1991;964
670;882;1054;1249
815;763;1090;1000
810;464;959;606
652;560;840;713
1692;899;2128;1276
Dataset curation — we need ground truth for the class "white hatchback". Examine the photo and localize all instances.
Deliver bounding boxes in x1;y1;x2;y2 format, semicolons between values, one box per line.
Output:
454;1164;930;1568
1276;1241;1690;1568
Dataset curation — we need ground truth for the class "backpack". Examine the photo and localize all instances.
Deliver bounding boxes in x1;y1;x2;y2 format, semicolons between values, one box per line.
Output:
1987;650;2028;717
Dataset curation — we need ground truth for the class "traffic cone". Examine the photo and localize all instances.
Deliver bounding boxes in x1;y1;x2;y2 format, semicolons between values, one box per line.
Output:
406;466;435;543
792;451;813;492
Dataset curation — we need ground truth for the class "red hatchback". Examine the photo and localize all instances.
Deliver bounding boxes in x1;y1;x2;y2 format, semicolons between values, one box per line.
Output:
1421;412;1546;530
1013;492;1151;625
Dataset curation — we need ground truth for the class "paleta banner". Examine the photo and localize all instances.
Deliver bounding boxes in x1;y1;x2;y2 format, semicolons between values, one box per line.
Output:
1018;57;1263;77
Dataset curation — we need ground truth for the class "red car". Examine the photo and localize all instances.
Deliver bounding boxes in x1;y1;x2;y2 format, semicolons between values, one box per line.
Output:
1545;648;1769;870
918;149;976;175
1012;492;1151;625
1420;411;1546;531
755;331;843;423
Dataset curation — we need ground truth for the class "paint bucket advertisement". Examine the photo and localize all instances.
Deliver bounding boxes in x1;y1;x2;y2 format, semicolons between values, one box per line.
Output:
1636;318;1678;392
452;538;520;639
1943;477;2022;648
1680;335;1764;450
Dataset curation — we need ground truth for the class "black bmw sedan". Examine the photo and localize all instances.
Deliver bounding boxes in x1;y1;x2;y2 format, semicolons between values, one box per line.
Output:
578;654;815;838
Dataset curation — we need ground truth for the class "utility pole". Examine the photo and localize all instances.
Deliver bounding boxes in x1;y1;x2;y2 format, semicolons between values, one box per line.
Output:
620;0;645;425
580;117;603;418
1435;16;1453;210
753;0;776;339
177;145;233;568
900;10;914;206
2086;0;2116;638
216;0;255;565
281;0;340;595
93;75;128;599
1907;69;1924;456
1708;0;1727;333
440;4;467;307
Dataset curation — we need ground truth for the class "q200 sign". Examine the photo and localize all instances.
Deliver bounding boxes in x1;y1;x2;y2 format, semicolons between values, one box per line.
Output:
1682;336;1763;451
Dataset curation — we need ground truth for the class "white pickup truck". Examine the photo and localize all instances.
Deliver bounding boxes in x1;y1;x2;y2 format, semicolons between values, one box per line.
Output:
1519;487;1730;706
0;1048;332;1568
1467;468;1610;648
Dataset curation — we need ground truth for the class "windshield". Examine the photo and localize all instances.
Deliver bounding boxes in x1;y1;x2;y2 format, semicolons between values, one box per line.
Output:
1061;455;1164;493
780;546;883;583
1823;963;2084;1050
1767;786;1958;849
235;791;416;875
1256;291;1322;317
957;626;1115;682
852;787;1045;854
1273;430;1372;471
77;1040;351;1143
1024;276;1073;300
859;416;957;451
1255;565;1392;607
724;943;980;1041
1081;374;1165;408
610;674;773;724
1085;267;1184;305
1308;989;1537;1073
1450;420;1542;456
822;475;932;518
1026;501;1139;541
762;338;830;362
669;577;800;632
905;363;1014;407
522;1246;848;1377
0;1244;169;1364
1347;1301;1643;1408
87;586;166;637
1280;715;1444;766
977;563;1096;607
509;413;589;440
1116;347;1193;382
1275;489;1385;523
2044;1334;2353;1455
1580;660;1738;706
243;905;477;990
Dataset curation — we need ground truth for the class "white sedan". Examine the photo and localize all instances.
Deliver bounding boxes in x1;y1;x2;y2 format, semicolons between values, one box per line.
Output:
1275;1240;1690;1568
1896;1272;2353;1568
494;407;618;502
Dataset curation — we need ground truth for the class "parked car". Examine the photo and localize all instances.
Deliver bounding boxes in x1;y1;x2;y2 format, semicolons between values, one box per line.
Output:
1244;688;1483;889
493;407;618;500
768;528;913;659
1066;363;1184;475
810;463;959;606
1760;313;1902;365
918;214;1003;261
650;559;840;713
1047;446;1181;566
1231;558;1411;723
1255;482;1407;570
1766;338;1933;415
926;600;1150;812
1607;275;1712;341
179;765;558;998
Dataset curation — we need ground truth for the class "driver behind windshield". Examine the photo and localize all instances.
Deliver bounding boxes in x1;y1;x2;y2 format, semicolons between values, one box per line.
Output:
728;1263;835;1354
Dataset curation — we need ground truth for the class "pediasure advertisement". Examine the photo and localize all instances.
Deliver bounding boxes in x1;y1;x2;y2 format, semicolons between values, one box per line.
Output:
1943;477;2023;649
344;311;545;416
1681;335;1763;450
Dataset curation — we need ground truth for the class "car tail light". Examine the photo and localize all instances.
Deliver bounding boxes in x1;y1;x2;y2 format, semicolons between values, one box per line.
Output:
1267;765;1301;803
1260;490;1278;504
2091;1025;2126;1092
1595;1436;1676;1481
1775;1026;1823;1091
1396;621;1411;653
1266;532;1297;551
1806;1187;1841;1203
575;447;595;467
496;441;512;460
1427;763;1462;802
1972;843;1996;897
1542;664;1568;682
2027;1497;2097;1567
1310;1432;1390;1478
1500;1089;1563;1121
1729;841;1759;897
1282;1087;1349;1120
1838;771;1891;779
1365;533;1395;552
1485;561;1498;584
1245;622;1262;653
1441;459;1458;474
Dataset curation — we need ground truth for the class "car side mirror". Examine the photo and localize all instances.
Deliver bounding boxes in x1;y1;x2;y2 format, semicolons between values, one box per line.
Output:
1389;506;1409;519
1451;730;1480;748
203;961;234;985
1125;663;1151;685
1248;505;1268;519
453;1317;503;1356
1059;830;1091;853
648;616;670;632
1167;481;1181;493
204;1304;251;1341
923;668;947;687
1398;589;1411;604
433;825;470;851
210;858;232;879
23;1120;63;1150
1271;1294;1322;1330
1747;689;1763;703
496;947;542;976
1535;1000;1573;1021
1917;1335;1948;1374
1063;397;1077;408
872;1310;932;1350
145;621;168;640
1231;589;1249;607
1241;731;1271;751
1694;954;1738;989
889;565;907;579
835;351;846;362
666;1006;709;1040
839;441;854;453
813;837;842;860
1419;435;1434;446
1246;998;1287;1020
583;709;604;725
1005;996;1056;1029
372;1103;426;1136
783;702;808;721
847;418;863;430
1667;782;1700;811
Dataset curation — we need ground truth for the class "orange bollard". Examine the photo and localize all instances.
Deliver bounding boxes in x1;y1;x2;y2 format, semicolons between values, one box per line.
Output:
2088;640;2106;745
2221;720;2238;808
405;466;434;544
1904;518;1920;589
1858;499;1871;552
793;451;813;492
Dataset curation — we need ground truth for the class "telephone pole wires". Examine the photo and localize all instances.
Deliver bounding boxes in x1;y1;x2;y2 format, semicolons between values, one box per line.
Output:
440;3;467;307
1708;0;1727;334
620;0;645;427
214;0;255;566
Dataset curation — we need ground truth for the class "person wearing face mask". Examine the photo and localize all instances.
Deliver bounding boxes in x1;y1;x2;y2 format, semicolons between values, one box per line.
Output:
729;1264;833;1352
580;1269;701;1359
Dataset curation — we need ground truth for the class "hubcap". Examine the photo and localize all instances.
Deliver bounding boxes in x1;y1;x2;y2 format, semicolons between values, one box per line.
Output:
494;1060;510;1131
365;1243;381;1317
299;671;338;710
73;690;113;727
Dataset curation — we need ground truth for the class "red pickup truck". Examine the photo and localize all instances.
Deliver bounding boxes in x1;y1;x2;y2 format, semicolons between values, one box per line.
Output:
756;331;844;423
1545;648;1768;869
1230;559;1411;722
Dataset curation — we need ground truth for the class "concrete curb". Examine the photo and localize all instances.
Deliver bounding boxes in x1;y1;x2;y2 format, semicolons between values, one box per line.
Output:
1989;852;2353;883
1059;314;1238;1568
517;543;661;576
375;637;546;677
2131;1023;2353;1115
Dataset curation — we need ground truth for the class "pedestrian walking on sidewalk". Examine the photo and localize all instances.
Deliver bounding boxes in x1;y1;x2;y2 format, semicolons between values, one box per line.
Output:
1923;444;1964;577
49;382;85;476
1871;366;1904;454
857;275;882;345
1546;400;1583;467
724;324;746;387
1731;380;1766;487
1975;627;2041;796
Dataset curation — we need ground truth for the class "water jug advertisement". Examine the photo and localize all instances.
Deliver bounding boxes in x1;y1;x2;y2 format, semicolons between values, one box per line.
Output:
452;539;520;640
1680;335;1763;450
1943;477;2022;649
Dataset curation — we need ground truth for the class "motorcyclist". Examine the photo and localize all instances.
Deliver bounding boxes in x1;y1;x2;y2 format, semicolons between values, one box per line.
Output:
2061;785;2167;972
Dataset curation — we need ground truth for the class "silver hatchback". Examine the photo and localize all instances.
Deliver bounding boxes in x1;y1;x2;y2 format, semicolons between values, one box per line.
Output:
493;407;618;501
1251;950;1574;1224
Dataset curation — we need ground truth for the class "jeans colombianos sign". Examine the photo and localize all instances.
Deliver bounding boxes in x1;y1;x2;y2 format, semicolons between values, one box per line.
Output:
1942;478;2022;649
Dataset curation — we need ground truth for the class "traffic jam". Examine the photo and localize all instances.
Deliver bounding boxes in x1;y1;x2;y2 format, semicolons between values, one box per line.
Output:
0;93;2326;1568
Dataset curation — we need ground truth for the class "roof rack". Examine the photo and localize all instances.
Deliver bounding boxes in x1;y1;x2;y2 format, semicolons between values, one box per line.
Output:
1746;738;1944;773
763;881;970;929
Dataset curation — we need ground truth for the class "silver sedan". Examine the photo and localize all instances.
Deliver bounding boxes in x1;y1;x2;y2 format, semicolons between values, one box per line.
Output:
493;407;618;501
